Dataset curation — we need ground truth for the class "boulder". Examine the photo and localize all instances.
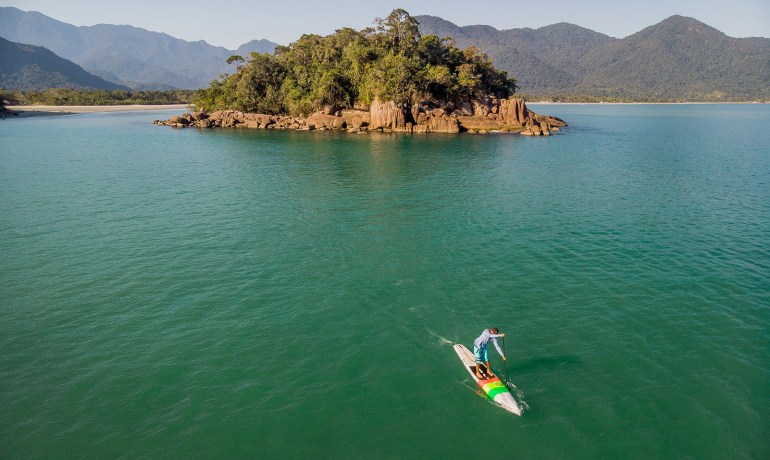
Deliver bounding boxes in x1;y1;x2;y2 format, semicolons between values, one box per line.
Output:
473;100;490;117
517;100;528;123
307;113;347;130
370;98;408;130
457;101;474;116
430;108;445;118
456;116;502;132
499;98;528;125
349;116;365;130
245;114;275;128
411;105;422;121
340;109;370;128
204;110;244;127
427;115;460;133
321;104;339;115
543;115;567;128
167;115;189;125
208;111;226;121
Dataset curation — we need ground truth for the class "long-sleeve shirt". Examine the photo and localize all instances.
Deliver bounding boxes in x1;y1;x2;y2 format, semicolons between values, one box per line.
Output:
473;329;504;357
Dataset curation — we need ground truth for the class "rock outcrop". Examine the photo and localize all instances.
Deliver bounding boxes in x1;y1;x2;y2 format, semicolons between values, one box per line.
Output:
369;98;409;130
155;98;566;136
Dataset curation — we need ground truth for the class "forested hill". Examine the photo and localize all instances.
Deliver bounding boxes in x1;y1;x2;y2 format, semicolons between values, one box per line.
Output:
0;37;129;91
574;16;770;100
192;10;516;116
417;15;770;101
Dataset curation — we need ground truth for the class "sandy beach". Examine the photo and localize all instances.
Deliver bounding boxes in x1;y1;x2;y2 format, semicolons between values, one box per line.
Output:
4;104;189;117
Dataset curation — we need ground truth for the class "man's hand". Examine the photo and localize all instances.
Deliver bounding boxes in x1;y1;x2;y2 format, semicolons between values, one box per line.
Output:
503;355;507;361
500;333;506;337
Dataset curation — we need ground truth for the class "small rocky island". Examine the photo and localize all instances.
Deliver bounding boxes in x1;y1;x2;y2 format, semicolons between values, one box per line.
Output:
155;97;565;135
157;10;566;136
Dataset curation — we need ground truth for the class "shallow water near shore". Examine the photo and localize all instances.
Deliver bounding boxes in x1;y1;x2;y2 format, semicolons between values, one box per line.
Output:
1;105;768;458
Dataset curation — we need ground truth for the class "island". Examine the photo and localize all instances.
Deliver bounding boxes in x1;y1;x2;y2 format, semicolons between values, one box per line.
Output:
156;9;566;135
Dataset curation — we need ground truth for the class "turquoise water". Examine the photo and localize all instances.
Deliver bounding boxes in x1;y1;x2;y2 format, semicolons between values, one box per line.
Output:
1;105;768;458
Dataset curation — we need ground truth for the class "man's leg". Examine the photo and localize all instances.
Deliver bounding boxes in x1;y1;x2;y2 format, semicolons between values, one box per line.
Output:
474;346;485;378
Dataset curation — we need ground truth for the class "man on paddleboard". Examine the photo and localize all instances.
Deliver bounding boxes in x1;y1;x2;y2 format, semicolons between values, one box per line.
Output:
473;328;506;379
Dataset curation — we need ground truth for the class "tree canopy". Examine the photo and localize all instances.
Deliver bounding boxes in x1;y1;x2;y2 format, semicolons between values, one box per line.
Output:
4;88;194;106
192;9;517;114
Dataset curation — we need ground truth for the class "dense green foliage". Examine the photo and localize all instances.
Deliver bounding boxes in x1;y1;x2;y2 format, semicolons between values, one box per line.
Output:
192;10;516;114
5;89;194;106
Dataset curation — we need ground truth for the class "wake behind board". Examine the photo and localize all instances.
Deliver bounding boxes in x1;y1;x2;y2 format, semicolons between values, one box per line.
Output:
454;343;522;415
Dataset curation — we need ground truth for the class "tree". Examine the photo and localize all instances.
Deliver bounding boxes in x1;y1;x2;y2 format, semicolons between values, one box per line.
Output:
418;64;453;100
234;52;286;113
374;8;421;55
373;52;419;103
226;55;245;72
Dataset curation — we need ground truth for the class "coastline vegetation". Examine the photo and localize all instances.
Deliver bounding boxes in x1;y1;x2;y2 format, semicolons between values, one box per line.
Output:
1;88;194;106
523;94;770;103
192;9;517;115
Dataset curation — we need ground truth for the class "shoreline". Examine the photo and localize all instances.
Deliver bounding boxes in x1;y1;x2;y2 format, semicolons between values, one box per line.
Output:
529;101;769;105
4;104;188;118
155;98;567;136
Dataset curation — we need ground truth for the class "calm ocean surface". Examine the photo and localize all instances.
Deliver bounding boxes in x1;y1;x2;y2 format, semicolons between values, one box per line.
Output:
1;104;768;459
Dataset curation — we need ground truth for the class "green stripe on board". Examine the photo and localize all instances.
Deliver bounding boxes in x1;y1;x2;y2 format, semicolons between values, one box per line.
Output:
486;385;509;399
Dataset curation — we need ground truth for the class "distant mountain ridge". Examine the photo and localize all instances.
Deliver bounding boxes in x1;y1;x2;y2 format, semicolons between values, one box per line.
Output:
0;36;129;91
0;7;278;90
417;15;770;100
2;7;768;100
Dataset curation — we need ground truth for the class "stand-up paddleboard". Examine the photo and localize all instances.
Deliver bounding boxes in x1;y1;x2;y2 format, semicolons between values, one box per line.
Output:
454;343;522;415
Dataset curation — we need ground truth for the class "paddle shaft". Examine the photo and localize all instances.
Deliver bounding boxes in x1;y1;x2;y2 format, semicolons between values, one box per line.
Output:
502;336;509;387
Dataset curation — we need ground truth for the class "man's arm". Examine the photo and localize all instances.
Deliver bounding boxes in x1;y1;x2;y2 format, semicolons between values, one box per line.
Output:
492;337;505;358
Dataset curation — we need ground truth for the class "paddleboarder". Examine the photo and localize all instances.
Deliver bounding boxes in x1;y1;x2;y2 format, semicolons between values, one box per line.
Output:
473;328;506;379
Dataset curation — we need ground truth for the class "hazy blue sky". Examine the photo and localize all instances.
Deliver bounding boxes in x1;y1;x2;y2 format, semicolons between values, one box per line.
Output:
2;0;768;48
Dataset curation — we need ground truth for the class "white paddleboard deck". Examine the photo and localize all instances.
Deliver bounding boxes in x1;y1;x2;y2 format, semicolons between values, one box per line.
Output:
454;343;522;415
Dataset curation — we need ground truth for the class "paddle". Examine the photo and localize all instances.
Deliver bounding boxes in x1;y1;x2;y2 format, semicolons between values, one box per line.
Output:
502;335;510;389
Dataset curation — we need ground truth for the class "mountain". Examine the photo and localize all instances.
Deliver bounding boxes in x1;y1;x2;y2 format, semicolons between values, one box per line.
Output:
0;36;129;91
235;39;279;57
0;7;279;90
417;15;614;95
574;16;770;100
417;15;770;100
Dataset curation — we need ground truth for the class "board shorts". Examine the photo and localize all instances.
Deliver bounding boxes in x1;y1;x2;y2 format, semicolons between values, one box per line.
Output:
473;345;488;363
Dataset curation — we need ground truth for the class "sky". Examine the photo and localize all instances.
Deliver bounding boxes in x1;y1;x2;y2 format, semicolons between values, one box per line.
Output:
2;0;768;49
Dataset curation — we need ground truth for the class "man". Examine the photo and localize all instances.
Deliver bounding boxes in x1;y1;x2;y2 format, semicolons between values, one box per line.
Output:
473;328;506;379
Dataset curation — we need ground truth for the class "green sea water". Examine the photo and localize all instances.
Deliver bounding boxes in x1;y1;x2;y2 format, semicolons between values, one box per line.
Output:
1;105;768;459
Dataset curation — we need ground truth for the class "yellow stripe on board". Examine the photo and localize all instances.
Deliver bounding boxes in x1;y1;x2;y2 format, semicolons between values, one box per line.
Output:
482;381;504;392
